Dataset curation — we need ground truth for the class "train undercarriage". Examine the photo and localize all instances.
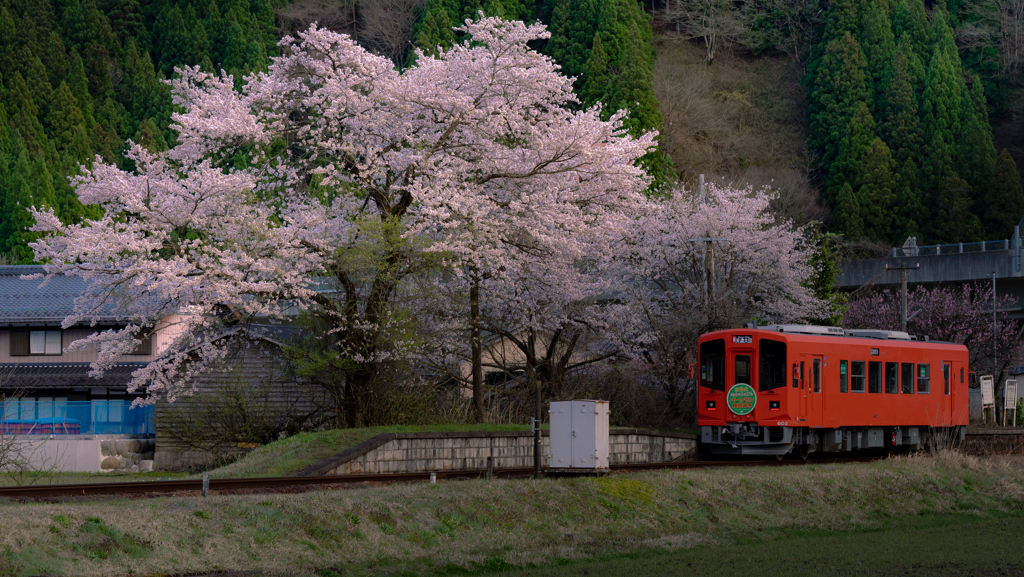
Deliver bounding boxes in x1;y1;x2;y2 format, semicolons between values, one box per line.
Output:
700;423;967;457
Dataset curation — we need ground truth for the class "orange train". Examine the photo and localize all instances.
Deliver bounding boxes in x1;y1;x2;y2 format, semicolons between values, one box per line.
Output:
697;324;970;457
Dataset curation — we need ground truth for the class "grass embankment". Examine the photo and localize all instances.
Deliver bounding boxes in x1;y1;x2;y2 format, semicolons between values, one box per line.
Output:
0;470;191;487
0;452;1022;576
0;425;535;486
203;424;535;479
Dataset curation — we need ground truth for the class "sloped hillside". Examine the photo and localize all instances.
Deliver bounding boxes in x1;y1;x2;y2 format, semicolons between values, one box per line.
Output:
653;34;825;225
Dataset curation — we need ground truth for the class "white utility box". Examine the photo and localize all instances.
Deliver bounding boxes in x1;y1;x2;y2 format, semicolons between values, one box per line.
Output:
548;400;609;469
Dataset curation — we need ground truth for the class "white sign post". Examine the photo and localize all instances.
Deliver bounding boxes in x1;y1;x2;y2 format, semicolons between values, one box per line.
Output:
981;376;995;426
1004;380;1018;427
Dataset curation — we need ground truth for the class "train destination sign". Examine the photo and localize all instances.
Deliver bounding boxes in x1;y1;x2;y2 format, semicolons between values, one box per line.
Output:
727;383;757;415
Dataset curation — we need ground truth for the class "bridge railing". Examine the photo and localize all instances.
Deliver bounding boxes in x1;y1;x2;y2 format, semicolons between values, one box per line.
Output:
889;236;1019;258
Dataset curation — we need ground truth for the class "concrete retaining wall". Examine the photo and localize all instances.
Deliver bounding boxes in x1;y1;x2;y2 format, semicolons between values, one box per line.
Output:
7;436;154;473
301;430;698;476
962;427;1024;455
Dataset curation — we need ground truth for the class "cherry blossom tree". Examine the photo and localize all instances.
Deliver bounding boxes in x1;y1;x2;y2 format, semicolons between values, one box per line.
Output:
844;283;1022;379
621;183;826;403
28;16;655;426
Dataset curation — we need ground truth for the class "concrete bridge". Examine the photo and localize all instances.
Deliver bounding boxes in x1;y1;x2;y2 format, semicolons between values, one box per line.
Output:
839;227;1024;319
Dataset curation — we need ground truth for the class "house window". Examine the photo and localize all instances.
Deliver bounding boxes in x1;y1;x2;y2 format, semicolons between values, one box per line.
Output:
11;330;62;356
129;334;153;355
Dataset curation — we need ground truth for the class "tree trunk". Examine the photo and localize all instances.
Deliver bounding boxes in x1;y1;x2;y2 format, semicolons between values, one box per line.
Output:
470;273;484;423
345;367;374;428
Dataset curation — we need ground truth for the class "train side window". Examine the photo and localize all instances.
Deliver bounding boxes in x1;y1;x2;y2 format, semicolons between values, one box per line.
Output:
840;360;848;393
851;361;865;393
699;339;726;391
813;358;821;393
918;364;930;393
758;339;787;392
960;367;964;384
792;364;798;388
868;361;882;393
901;363;915;394
885;362;898;394
800;361;805;389
943;363;950;395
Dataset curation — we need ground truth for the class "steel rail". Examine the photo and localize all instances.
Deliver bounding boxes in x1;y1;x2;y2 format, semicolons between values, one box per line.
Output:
0;456;884;498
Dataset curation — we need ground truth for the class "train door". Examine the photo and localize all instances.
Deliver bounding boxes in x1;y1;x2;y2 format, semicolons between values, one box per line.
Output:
802;353;824;426
942;360;954;425
730;348;755;419
793;359;805;419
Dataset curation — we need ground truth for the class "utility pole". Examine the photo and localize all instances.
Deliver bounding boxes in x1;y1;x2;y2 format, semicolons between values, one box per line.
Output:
993;271;998;380
534;376;542;479
885;262;920;332
692;175;724;312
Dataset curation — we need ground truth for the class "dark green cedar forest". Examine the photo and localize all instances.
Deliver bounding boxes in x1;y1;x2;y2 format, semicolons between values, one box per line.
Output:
805;0;1024;244
0;0;279;261
0;0;1020;261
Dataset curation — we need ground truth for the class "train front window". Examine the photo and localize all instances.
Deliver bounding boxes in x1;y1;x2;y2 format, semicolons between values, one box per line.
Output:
918;364;930;393
850;361;865;393
885;362;898;394
901;363;915;394
758;339;787;391
735;355;751;385
700;339;725;391
868;361;882;393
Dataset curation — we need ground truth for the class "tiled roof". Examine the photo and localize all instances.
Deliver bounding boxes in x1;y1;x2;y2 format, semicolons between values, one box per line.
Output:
0;266;120;326
0;363;147;390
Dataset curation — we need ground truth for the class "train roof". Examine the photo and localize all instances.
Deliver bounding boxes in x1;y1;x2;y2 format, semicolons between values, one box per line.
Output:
701;324;965;349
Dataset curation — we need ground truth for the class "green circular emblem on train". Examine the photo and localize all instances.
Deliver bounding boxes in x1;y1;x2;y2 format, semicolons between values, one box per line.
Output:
727;383;757;415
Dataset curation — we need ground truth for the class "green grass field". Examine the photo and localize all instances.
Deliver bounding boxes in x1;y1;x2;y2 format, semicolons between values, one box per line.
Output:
490;513;1024;577
0;451;1022;576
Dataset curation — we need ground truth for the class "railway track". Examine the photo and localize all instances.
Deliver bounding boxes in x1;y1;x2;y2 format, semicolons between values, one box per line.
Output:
0;456;883;499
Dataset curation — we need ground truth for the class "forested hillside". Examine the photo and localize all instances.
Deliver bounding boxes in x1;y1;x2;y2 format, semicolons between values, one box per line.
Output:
0;0;280;261
0;0;1021;261
410;0;673;186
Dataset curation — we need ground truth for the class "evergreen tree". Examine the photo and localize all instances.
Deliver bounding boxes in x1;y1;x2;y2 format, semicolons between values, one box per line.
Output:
45;81;90;162
879;46;924;167
920;43;964;206
133;117;168;153
986;150;1024;238
580;32;610;105
956;76;996;206
834;182;864;237
933;174;983;241
828;101;877;197
895;0;930;64
807;33;870;200
25;57;53;119
109;0;146;48
892;161;924;241
858;0;895;108
546;0;600;85
858;137;898;241
410;0;459;58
